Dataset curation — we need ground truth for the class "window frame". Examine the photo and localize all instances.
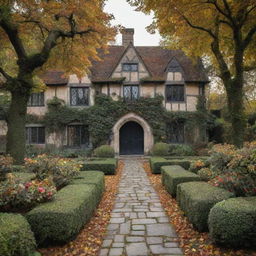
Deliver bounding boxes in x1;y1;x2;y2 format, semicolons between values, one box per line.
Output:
70;87;90;106
67;124;90;148
167;122;185;144
123;84;140;101
27;92;45;107
122;63;139;72
26;126;45;144
165;84;185;103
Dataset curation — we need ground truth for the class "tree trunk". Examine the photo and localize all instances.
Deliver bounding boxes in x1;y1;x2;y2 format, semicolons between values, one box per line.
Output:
226;81;246;148
6;89;29;164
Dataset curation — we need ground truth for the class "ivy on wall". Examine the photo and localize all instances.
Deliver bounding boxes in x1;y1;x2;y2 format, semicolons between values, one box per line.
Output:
30;94;214;147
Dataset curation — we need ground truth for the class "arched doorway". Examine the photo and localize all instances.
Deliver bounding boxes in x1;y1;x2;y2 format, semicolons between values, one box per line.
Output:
119;121;144;155
111;113;154;155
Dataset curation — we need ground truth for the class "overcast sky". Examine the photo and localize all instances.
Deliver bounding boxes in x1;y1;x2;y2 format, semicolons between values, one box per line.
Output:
104;0;161;46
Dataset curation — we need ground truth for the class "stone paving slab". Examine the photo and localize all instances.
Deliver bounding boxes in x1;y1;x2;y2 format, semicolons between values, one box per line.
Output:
99;159;184;256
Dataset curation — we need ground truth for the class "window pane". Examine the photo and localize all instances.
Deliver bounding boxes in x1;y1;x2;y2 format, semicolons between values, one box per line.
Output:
70;87;89;106
38;127;45;144
167;122;184;143
124;86;131;100
131;86;139;99
166;85;184;102
122;63;138;72
28;93;44;106
68;125;89;147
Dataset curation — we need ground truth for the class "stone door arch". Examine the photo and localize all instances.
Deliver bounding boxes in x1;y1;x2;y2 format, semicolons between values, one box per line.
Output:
111;113;154;155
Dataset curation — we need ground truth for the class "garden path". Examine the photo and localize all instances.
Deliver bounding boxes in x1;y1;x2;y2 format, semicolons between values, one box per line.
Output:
99;158;184;256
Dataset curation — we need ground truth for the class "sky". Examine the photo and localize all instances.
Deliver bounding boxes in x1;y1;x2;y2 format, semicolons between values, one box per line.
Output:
104;0;161;46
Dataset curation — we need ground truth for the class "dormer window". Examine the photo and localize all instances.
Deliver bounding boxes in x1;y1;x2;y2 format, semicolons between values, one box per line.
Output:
166;84;185;102
122;63;138;72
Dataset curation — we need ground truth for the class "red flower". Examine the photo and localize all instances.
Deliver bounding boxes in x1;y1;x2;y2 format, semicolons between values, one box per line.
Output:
38;187;45;193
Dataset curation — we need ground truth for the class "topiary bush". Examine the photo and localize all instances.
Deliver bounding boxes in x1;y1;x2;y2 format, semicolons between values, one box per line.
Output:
0;213;36;256
161;165;201;196
151;142;169;156
208;197;256;248
93;145;115;158
150;157;191;174
177;181;234;231
82;158;117;175
26;171;104;245
169;144;195;156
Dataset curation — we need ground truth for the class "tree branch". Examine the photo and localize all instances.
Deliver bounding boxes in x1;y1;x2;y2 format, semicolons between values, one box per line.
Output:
243;25;256;50
0;67;12;80
179;12;216;39
0;8;27;61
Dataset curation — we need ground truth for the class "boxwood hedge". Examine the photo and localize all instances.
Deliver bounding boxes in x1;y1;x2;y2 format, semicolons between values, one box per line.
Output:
177;182;234;231
208;197;256;248
0;213;36;256
150;157;191;174
26;171;104;245
161;165;201;197
82;158;117;175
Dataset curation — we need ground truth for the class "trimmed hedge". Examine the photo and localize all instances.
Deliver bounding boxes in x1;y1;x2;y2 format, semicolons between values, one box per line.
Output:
0;213;36;256
209;197;256;248
26;171;104;245
150;157;191;174
177;182;234;231
82;158;117;175
161;165;201;197
70;171;105;203
94;145;115;158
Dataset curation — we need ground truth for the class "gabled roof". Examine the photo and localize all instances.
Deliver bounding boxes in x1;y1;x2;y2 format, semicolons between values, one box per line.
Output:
41;45;209;85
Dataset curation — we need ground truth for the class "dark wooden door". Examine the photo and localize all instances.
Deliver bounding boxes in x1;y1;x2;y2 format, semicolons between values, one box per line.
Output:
120;121;144;155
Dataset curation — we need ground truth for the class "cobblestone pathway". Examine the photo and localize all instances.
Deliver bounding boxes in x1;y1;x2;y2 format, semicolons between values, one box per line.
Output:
99;158;184;256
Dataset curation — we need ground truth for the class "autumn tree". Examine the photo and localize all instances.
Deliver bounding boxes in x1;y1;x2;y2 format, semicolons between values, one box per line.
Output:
0;0;116;163
128;0;256;147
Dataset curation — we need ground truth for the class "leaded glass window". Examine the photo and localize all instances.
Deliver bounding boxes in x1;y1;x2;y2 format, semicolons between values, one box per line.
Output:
123;85;139;101
68;125;89;147
166;85;184;102
122;63;138;72
70;87;89;106
167;122;184;143
26;127;45;144
28;92;44;106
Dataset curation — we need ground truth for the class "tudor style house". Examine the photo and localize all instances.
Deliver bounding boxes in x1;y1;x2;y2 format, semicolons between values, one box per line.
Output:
0;28;209;155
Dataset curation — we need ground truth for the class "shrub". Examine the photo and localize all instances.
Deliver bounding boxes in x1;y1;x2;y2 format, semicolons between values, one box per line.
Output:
0;176;56;212
169;144;195;156
208;197;256;248
177;181;234;231
25;155;81;189
189;159;208;174
209;172;256;196
0;155;13;182
26;171;104;245
0;213;36;256
93;145;115;158
150;157;191;174
161;165;201;196
198;168;215;181
151;142;169;156
82;158;117;175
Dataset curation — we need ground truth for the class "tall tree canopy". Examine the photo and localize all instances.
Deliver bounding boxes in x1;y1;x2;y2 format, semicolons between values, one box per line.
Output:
129;0;256;147
0;0;116;163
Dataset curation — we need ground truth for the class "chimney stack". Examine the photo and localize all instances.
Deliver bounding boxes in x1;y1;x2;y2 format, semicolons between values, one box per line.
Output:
121;28;134;47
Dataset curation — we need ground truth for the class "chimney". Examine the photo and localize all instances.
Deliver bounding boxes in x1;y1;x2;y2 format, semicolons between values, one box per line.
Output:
121;28;134;47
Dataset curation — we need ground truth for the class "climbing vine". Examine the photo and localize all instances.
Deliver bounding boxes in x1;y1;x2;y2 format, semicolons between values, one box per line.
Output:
37;94;214;147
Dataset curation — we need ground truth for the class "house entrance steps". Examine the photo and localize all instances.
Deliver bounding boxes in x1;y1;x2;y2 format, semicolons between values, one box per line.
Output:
99;158;184;256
